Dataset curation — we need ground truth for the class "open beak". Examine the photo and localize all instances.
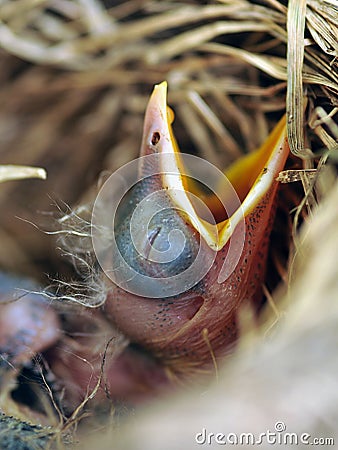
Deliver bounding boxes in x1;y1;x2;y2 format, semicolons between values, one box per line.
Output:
103;81;290;373
139;81;288;251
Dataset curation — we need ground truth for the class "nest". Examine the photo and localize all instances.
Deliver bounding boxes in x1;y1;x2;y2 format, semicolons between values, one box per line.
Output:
0;0;337;449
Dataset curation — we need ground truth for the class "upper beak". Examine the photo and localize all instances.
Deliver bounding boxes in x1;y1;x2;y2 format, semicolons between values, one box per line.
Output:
139;81;288;251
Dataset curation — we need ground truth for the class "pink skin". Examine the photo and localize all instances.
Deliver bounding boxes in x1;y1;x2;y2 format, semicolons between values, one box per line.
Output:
45;309;169;410
0;289;61;368
103;188;278;376
49;342;169;408
45;196;278;406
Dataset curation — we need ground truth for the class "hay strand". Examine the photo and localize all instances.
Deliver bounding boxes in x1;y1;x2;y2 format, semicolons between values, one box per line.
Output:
0;165;47;183
286;0;307;157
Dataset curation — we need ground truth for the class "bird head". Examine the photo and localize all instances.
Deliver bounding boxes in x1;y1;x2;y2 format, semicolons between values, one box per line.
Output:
96;82;289;374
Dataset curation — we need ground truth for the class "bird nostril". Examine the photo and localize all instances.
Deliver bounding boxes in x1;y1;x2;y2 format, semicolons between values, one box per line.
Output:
151;131;161;145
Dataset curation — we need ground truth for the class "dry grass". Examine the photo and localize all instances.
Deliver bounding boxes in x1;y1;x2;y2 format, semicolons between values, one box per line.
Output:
0;165;46;183
0;0;336;279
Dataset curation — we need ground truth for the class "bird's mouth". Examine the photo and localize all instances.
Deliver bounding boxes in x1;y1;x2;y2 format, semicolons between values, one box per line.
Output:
97;80;290;350
93;81;289;298
139;81;288;251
